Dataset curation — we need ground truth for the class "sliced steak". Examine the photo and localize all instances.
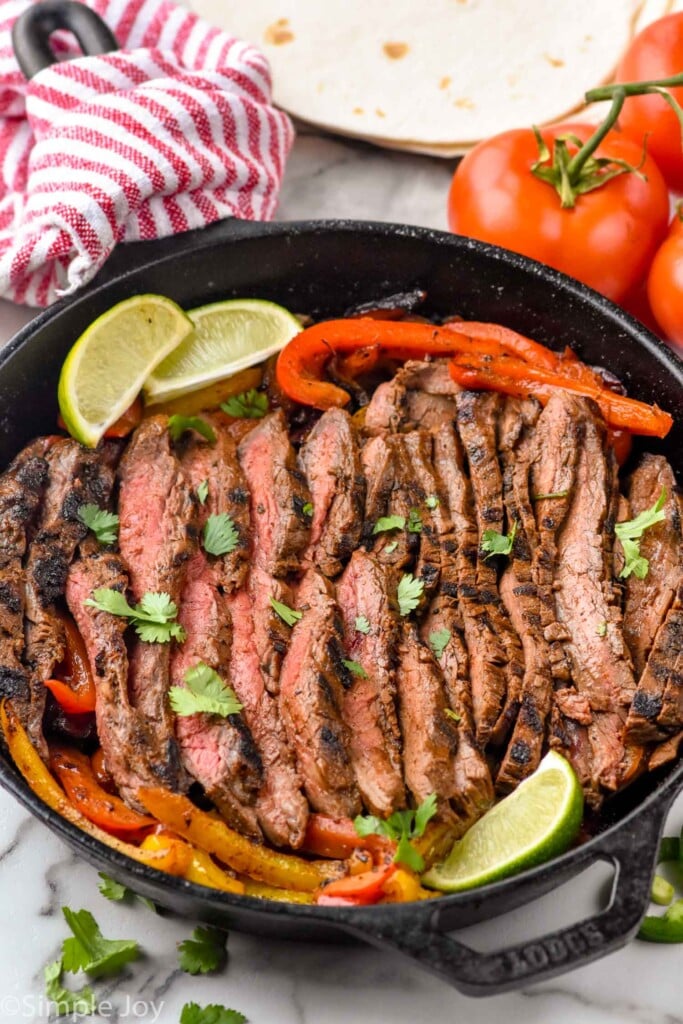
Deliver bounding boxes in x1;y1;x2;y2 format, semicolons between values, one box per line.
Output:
625;584;683;743
454;393;525;745
336;550;405;815
401;431;446;600
420;597;494;826
66;551;179;807
552;398;641;802
248;565;294;695
361;434;413;570
225;588;308;848
279;570;359;816
299;409;364;577
396;622;460;811
118;416;197;791
363;360;459;436
177;416;251;593
496;398;554;792
238;410;311;577
622;456;682;677
23;440;115;753
0;439;51;702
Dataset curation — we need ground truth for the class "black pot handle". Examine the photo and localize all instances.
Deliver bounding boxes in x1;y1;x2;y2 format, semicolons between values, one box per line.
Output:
12;0;117;80
338;794;674;996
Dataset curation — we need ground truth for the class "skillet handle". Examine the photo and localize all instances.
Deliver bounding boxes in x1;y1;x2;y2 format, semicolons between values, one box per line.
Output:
12;0;117;80
339;794;673;996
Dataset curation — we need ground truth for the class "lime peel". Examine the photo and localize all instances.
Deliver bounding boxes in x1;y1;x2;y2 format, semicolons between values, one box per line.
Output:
422;751;583;892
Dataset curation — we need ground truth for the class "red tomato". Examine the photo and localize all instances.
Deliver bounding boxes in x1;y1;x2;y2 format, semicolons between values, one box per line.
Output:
447;123;669;303
615;13;683;192
647;209;683;353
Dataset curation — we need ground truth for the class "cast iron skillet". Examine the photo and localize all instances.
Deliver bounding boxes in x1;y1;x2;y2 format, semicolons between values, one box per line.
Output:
2;1;683;999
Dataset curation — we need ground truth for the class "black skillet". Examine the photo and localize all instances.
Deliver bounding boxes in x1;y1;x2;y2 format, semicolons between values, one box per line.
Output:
1;1;683;998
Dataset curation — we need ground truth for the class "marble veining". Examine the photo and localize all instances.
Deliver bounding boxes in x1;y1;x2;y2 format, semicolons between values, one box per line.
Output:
0;131;681;1024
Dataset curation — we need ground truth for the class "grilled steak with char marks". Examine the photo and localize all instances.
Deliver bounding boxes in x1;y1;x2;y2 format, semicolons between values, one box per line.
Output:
118;416;197;792
299;409;365;577
336;550;405;815
279;570;360;816
622;456;682;677
23;440;115;754
626;584;683;743
363;360;459;436
0;439;51;702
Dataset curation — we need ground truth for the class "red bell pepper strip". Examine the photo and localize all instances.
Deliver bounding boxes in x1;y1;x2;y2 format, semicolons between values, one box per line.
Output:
44;615;96;714
303;813;395;860
103;396;143;438
449;355;673;438
49;745;155;834
275;319;563;410
316;863;397;905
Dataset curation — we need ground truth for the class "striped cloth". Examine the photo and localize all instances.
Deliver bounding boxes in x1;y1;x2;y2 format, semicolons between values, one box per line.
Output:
0;0;294;306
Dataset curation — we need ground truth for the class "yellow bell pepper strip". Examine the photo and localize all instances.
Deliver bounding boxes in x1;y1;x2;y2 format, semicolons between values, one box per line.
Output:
145;367;262;417
242;880;314;904
381;867;431;903
275;319;563;410
412;819;461;871
0;701;184;875
140;832;248;893
137;787;342;892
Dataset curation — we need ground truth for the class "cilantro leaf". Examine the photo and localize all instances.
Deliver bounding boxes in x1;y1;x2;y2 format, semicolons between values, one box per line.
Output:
302;502;313;517
44;959;96;1017
178;926;228;976
407;508;422;534
168;415;217;445
170;662;243;718
616;489;667;580
343;659;368;679
197;480;209;505
373;514;405;535
203;513;239;556
384;540;398;554
61;907;139;978
425;495;440;509
354;615;371;635
397;573;424;617
84;588;185;644
77;504;119;545
181;1004;246;1024
354;794;438;872
221;388;268;420
270;596;302;627
444;707;461;722
429;628;451;660
481;520;518;560
532;490;570;501
596;621;608;638
97;873;155;911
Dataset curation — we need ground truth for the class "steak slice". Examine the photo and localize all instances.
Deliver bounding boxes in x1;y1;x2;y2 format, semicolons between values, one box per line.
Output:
454;393;525;745
226;588;308;848
626;584;683;743
118;416;197;791
238;410;311;577
552;397;641;802
396;622;460;810
401;431;445;600
248;565;294;694
299;409;365;577
279;570;360;816
66;551;179;807
361;434;413;570
622;456;682;677
336;550;405;815
23;440;115;754
0;439;51;702
178;416;251;593
363;360;459;435
496;398;554;792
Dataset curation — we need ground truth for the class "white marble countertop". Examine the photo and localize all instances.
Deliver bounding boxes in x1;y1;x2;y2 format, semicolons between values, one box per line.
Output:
1;130;682;1024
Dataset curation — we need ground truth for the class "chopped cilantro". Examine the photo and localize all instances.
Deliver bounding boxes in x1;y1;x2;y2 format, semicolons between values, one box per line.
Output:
616;489;667;580
44;959;96;1016
84;588;185;644
302;502;314;517
354;615;371;635
596;622;608;638
203;513;239;556
397;573;424;617
481;520;518;560
61;907;139;978
97;873;155;911
425;495;440;509
170;662;243;718
407;508;422;534
221;389;268;419
180;1004;246;1024
270;596;302;627
444;708;462;723
532;490;570;501
168;415;216;444
354;793;438;872
178;926;228;976
384;540;399;554
373;514;405;534
343;659;368;679
77;504;119;545
429;628;451;660
196;480;209;505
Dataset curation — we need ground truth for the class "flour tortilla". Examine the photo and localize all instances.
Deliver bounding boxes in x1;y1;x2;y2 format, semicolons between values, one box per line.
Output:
189;0;676;154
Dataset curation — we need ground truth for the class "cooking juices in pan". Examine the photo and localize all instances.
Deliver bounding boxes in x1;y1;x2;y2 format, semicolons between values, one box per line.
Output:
0;295;680;907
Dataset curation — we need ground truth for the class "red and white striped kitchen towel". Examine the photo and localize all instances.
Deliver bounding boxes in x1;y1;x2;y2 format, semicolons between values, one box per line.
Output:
0;0;294;306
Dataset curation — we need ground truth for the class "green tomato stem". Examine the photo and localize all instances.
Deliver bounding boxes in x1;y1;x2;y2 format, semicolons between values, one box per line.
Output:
586;72;683;103
565;90;626;181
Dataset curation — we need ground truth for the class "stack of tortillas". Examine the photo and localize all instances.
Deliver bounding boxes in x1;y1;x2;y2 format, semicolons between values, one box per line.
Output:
189;0;683;156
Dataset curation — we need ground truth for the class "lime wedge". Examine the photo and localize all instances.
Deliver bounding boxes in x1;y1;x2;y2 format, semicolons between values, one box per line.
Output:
422;751;583;892
58;295;193;447
143;298;302;405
